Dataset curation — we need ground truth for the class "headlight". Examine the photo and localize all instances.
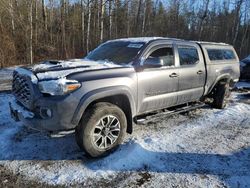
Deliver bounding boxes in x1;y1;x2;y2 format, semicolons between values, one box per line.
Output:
38;78;81;95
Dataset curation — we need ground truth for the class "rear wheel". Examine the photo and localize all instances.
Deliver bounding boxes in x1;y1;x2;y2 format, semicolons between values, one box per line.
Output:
212;82;231;109
75;102;127;157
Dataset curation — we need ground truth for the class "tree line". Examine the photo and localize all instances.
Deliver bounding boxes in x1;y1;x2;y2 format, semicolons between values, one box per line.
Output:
0;0;249;68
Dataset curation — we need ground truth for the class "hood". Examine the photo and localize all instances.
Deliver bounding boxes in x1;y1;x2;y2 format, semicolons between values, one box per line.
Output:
24;59;127;80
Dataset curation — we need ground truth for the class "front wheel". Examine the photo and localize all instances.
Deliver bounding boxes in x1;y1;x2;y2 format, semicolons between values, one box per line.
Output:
212;82;231;109
75;102;127;157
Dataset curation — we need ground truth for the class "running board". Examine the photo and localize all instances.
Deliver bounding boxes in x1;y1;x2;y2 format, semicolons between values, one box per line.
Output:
134;102;206;125
49;130;75;138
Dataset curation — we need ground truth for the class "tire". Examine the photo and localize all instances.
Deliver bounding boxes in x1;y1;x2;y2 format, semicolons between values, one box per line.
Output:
75;102;127;157
212;82;231;109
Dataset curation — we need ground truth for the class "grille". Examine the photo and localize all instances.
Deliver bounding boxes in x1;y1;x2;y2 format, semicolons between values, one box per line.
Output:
12;71;32;108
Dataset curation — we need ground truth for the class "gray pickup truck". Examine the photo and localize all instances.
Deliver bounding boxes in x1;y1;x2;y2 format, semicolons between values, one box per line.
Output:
10;37;240;157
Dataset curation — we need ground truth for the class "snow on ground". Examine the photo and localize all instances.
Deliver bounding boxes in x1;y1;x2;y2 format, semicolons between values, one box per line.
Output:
0;92;250;187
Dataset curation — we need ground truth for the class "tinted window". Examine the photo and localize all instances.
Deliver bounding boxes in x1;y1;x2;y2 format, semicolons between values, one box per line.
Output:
178;46;199;65
147;47;174;66
207;49;236;61
223;50;235;59
86;41;144;64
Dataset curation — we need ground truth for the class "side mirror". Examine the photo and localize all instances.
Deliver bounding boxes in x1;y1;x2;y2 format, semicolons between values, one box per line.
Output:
143;57;163;68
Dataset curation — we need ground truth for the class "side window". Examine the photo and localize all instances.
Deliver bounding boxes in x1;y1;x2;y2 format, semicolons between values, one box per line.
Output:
207;49;223;60
207;49;236;61
178;46;199;65
223;50;235;59
147;47;174;67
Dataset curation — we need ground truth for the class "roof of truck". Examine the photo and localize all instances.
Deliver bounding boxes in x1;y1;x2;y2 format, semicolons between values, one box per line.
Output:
195;41;230;46
110;37;187;43
109;37;164;43
110;37;231;46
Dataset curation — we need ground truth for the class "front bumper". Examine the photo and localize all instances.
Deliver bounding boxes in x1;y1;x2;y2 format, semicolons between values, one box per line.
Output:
9;95;79;132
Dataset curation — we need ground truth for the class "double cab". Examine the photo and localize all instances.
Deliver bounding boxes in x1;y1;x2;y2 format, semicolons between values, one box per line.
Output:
10;37;240;157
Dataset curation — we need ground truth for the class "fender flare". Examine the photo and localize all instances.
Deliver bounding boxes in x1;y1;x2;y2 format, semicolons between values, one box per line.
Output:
71;86;136;126
207;74;232;94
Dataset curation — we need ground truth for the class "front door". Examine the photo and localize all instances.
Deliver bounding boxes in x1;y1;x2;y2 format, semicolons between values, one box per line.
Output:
137;43;179;114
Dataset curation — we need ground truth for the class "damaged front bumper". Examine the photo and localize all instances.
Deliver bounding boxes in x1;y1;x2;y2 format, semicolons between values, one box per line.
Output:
9;96;78;132
9;101;34;122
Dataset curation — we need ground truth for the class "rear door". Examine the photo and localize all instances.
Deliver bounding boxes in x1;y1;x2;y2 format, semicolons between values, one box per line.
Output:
137;42;179;114
175;43;206;104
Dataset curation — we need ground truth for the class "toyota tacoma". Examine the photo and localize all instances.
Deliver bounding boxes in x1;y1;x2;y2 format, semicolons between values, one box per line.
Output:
10;37;240;157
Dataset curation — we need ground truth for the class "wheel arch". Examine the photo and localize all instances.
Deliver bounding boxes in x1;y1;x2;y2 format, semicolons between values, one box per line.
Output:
207;74;233;95
71;86;136;134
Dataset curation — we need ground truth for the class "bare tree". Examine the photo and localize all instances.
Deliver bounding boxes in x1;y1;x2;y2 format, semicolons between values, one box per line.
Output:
1;0;250;68
114;0;119;38
34;0;38;46
86;0;92;53
232;0;244;45
198;0;210;40
29;0;33;64
109;0;112;39
142;0;147;35
61;0;67;58
126;0;130;37
9;0;15;34
239;2;249;56
81;0;85;49
100;0;105;42
136;0;143;35
49;0;54;44
96;0;100;42
42;0;48;31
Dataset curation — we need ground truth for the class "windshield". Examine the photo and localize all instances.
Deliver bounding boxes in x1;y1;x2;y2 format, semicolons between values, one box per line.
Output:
86;41;145;64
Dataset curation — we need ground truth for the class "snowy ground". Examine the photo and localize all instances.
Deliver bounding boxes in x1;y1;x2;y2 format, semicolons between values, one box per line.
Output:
0;67;250;187
0;91;250;187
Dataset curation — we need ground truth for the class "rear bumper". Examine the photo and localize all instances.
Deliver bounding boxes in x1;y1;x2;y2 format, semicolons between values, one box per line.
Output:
9;96;78;132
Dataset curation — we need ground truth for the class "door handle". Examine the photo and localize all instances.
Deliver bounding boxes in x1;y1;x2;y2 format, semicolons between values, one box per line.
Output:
197;70;203;74
169;73;179;78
